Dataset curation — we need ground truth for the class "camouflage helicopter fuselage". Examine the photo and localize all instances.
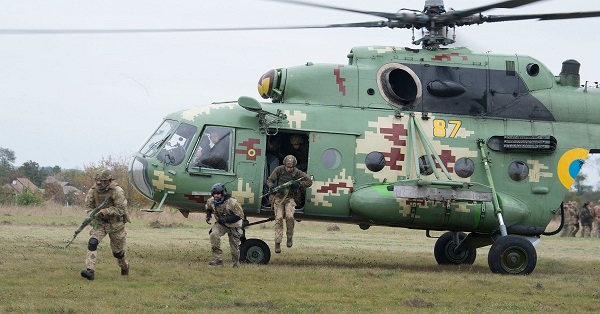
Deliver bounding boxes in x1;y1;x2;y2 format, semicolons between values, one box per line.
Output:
130;45;600;270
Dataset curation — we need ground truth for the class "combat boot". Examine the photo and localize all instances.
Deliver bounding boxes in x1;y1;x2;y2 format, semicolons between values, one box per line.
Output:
208;259;223;266
275;243;281;253
80;269;95;280
286;237;293;248
121;266;129;276
232;262;240;268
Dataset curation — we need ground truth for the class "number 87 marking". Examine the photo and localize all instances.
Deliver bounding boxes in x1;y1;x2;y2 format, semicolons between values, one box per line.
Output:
433;119;462;138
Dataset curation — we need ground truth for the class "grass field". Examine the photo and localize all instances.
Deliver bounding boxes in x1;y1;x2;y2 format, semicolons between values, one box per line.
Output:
0;204;599;313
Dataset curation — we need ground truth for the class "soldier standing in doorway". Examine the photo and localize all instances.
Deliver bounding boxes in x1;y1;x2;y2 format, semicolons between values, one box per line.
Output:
266;155;312;253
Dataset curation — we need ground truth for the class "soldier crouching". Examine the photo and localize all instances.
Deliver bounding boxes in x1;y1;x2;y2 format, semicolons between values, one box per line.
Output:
205;183;245;268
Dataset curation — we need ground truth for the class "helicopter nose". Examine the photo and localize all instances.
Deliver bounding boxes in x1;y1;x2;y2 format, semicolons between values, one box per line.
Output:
129;156;154;200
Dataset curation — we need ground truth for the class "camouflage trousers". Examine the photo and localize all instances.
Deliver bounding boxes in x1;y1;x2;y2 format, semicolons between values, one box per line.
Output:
273;196;296;244
580;224;592;238
210;223;242;264
593;221;600;238
560;224;579;237
85;224;128;271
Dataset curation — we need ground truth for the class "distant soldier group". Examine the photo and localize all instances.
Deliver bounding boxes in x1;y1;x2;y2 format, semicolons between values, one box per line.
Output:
560;201;579;237
560;200;600;238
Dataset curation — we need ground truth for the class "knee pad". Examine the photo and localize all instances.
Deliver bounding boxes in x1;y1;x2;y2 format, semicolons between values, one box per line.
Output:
88;238;99;251
113;251;125;259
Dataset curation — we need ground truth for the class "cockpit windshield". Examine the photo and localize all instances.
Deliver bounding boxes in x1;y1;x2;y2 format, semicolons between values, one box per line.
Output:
139;119;177;156
156;123;198;166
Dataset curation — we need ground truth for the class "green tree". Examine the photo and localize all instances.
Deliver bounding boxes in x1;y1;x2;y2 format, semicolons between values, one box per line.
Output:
0;186;15;205
18;160;45;187
572;173;593;195
0;147;16;184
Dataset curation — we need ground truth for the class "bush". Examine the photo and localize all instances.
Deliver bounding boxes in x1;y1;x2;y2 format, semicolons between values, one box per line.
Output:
16;189;44;206
0;186;14;205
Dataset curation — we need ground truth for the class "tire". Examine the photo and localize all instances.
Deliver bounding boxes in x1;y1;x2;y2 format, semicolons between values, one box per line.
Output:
487;234;537;275
434;232;477;265
239;238;271;264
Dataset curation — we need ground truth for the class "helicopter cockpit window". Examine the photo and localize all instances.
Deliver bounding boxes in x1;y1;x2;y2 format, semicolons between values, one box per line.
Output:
139;119;177;157
156;123;198;166
508;161;529;182
365;151;386;172
377;63;422;108
191;126;232;171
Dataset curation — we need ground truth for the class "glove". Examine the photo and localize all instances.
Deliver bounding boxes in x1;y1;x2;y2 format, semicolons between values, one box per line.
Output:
94;208;109;219
205;213;212;224
291;182;300;190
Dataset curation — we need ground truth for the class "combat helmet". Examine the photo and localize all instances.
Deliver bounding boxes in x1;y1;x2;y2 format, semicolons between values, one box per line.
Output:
290;135;303;145
283;155;297;168
95;169;113;181
211;183;227;196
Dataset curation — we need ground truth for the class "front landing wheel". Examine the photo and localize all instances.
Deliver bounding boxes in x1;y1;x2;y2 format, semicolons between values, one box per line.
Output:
434;232;477;265
488;235;537;275
240;238;271;265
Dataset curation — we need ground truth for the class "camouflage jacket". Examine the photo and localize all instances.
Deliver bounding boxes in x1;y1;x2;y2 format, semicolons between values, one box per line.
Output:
206;195;244;222
85;181;128;224
266;165;312;200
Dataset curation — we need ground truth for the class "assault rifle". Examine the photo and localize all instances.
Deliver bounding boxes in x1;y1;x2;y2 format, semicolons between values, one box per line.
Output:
261;177;306;198
65;198;111;248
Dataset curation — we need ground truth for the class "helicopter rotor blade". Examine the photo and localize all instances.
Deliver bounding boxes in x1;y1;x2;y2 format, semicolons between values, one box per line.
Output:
443;0;543;21
263;0;402;20
483;11;600;23
0;21;393;35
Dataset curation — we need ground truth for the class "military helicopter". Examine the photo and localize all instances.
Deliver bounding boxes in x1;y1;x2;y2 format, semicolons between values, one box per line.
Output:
9;0;598;274
125;0;600;275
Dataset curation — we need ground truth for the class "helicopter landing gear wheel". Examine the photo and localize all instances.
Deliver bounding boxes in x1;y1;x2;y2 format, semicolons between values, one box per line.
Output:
487;235;537;275
434;232;477;265
239;238;271;265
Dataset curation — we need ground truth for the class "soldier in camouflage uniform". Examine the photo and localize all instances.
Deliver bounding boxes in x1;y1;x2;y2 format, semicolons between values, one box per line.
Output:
593;201;600;238
81;170;129;280
579;201;593;238
568;201;579;237
205;183;244;268
266;155;313;253
561;202;579;237
281;134;309;172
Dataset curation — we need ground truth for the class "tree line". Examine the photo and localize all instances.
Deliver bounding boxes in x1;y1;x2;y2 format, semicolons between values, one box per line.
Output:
0;147;151;208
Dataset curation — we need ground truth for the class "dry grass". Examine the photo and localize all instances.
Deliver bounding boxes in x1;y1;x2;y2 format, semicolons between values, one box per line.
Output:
1;204;600;313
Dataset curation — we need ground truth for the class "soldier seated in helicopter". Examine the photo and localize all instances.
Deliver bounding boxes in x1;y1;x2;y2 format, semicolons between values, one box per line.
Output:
193;127;231;170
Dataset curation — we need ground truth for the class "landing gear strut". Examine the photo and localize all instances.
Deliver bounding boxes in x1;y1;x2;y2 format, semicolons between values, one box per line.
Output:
239;218;273;265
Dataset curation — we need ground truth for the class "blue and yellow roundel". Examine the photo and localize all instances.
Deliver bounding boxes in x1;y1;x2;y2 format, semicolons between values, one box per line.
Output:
557;148;589;189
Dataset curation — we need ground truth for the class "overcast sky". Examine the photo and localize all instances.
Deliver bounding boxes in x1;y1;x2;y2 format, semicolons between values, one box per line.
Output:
1;0;600;181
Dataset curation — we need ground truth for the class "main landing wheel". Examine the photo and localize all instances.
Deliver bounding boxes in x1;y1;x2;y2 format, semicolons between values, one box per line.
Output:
434;232;477;265
240;238;271;265
487;235;537;275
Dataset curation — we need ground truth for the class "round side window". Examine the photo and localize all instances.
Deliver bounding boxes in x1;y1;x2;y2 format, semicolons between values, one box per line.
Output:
365;152;386;172
508;161;529;181
321;148;342;169
455;158;475;178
